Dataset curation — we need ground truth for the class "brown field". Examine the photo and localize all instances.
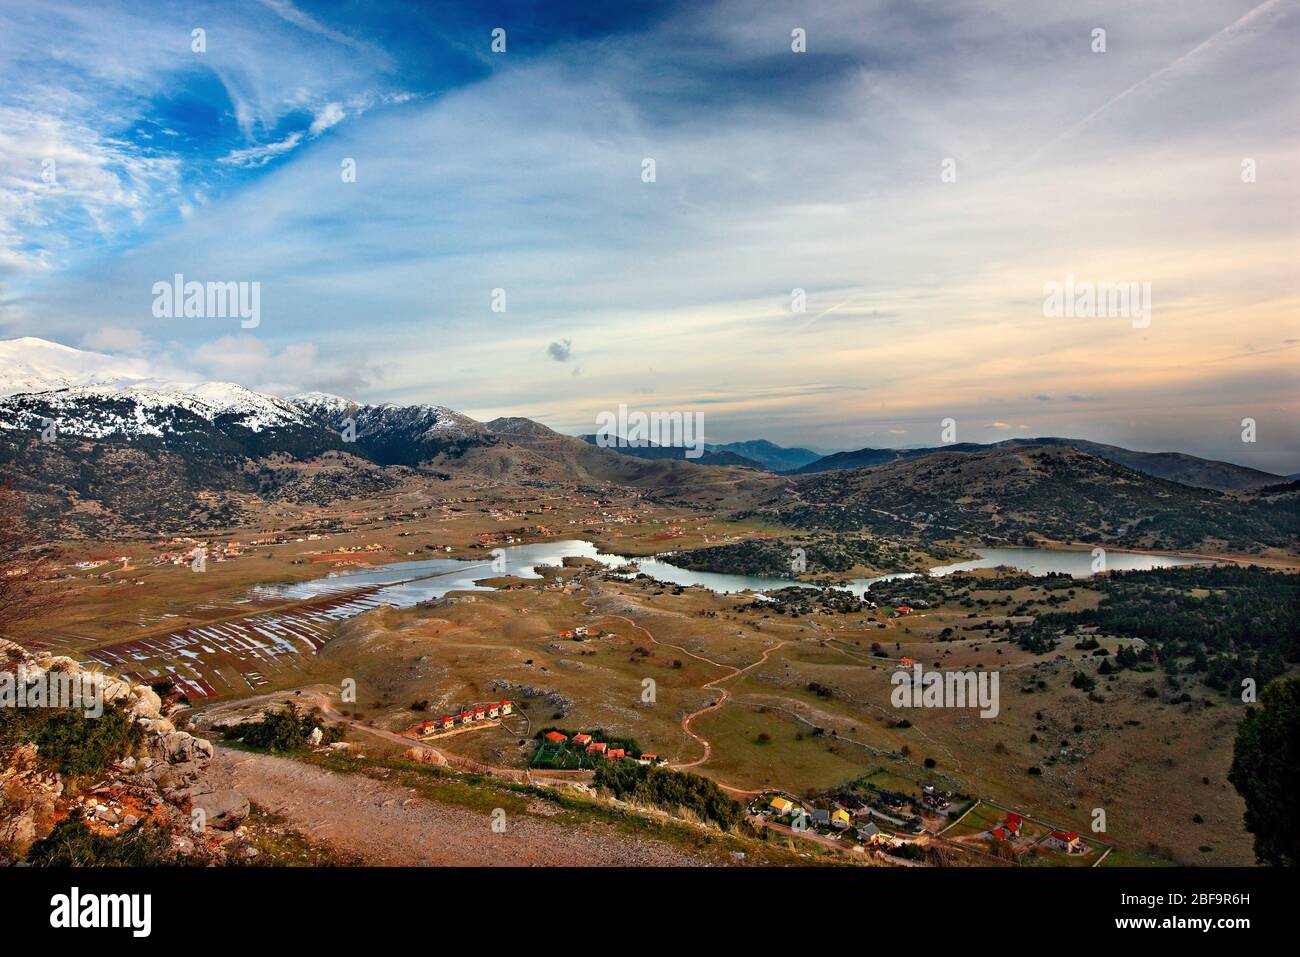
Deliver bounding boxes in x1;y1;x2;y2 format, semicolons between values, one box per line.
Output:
13;474;1267;866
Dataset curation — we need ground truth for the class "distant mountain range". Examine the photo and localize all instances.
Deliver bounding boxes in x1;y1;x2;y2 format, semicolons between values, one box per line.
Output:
755;444;1298;553
577;436;822;471
0;338;768;534
0;338;1293;549
789;436;1285;492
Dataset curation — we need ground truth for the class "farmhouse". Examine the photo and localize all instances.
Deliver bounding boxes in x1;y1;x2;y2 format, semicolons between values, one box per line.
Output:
769;796;795;816
856;822;882;843
1046;830;1088;854
831;808;852;830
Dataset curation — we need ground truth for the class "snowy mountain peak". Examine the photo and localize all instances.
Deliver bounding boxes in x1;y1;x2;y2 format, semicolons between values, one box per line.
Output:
0;336;161;396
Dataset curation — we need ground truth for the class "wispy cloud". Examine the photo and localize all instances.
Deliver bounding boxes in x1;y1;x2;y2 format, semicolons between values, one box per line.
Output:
3;0;1297;469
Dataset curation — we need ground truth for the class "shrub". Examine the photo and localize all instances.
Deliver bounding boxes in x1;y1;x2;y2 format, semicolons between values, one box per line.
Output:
222;703;341;753
0;703;141;778
27;814;180;866
593;762;742;830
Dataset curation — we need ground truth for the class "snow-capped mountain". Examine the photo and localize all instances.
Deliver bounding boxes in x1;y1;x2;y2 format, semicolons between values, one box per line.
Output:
0;337;309;432
0;337;491;463
0;337;167;396
287;392;491;466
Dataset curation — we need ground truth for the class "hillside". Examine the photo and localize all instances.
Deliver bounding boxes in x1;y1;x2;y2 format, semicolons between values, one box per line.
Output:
761;445;1298;553
793;436;1284;492
578;434;767;470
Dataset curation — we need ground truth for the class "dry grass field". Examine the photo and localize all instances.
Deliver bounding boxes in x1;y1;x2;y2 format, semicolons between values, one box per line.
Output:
16;474;1266;867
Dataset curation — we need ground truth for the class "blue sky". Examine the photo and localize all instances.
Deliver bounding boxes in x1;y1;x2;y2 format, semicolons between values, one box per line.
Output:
1;0;1297;471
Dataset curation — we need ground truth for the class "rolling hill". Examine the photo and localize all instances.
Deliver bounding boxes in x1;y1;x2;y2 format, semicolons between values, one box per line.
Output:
759;445;1298;553
792;436;1283;492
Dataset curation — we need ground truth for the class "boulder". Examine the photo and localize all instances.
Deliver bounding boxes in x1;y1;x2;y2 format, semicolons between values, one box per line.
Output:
190;790;250;831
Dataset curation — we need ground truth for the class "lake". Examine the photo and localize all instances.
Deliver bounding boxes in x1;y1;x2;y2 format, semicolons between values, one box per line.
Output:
256;540;1209;610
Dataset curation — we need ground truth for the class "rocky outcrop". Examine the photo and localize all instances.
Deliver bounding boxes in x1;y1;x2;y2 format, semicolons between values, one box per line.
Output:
0;637;250;863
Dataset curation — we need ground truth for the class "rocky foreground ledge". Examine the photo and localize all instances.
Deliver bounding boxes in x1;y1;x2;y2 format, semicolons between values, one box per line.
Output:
0;638;252;864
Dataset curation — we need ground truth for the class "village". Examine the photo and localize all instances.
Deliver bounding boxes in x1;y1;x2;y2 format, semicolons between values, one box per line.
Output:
409;699;517;739
752;780;1114;866
531;728;669;770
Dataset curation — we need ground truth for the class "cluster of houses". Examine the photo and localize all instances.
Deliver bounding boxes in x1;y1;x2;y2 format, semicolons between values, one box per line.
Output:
156;539;243;566
540;730;666;765
983;812;1089;855
987;811;1025;842
922;785;952;812
417;700;513;737
762;794;902;847
331;543;383;554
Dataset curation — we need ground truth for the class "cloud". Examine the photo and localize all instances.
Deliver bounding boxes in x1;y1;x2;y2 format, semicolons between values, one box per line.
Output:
218;132;304;168
309;102;346;136
0;107;181;271
189;335;381;396
5;0;1298;469
80;326;149;354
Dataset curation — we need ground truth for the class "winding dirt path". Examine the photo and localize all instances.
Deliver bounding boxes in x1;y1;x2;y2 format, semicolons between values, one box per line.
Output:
580;593;792;774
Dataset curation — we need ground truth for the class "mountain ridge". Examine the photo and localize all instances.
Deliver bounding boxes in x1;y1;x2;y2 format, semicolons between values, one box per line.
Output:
791;436;1284;492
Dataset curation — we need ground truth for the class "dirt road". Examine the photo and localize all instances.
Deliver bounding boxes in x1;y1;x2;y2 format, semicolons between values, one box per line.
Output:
208;746;713;866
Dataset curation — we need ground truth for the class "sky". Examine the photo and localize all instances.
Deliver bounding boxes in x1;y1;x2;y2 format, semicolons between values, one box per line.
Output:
1;0;1297;471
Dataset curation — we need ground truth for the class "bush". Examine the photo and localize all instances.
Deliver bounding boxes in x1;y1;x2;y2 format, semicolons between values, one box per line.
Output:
27;814;181;866
593;762;742;830
0;703;141;778
222;703;341;753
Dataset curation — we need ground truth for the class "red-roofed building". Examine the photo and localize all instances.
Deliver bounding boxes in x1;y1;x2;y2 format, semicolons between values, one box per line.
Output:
499;700;513;715
606;748;625;760
1047;830;1087;854
439;716;455;731
573;733;592;746
587;742;607;754
458;711;473;725
472;707;486;721
544;731;568;743
990;826;1009;841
